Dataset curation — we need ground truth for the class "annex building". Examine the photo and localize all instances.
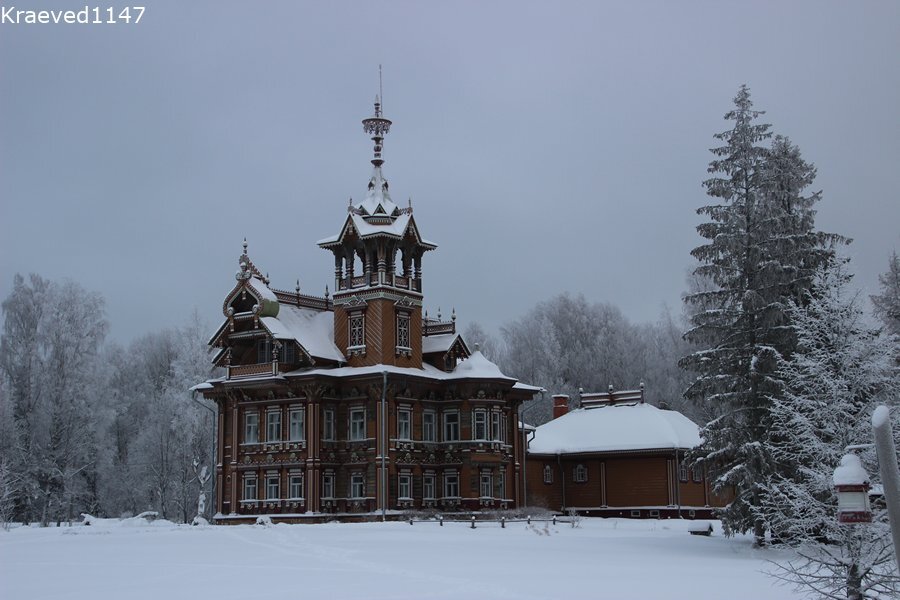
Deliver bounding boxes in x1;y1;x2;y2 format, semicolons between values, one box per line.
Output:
194;98;540;523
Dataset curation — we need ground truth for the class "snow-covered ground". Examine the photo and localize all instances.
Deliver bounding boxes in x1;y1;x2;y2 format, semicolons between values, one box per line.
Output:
1;516;798;599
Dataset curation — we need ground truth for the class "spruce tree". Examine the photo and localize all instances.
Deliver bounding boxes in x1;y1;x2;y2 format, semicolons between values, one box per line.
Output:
871;251;900;336
681;85;843;543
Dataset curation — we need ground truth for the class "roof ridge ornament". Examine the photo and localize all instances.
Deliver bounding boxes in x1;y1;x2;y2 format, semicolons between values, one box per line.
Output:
362;67;392;168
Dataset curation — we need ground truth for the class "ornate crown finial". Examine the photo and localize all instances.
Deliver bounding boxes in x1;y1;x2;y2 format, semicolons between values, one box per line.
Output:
242;237;248;255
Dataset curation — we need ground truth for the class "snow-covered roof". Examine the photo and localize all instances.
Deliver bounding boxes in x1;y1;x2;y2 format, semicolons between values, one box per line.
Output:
528;402;701;455
260;305;345;363
833;454;870;487
247;277;277;304
422;333;460;354
450;350;515;381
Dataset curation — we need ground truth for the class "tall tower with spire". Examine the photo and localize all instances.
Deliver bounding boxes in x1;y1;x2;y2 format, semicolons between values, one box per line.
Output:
318;96;436;368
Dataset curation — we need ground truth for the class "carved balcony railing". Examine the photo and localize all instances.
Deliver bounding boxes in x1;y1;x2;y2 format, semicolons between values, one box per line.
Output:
227;362;277;379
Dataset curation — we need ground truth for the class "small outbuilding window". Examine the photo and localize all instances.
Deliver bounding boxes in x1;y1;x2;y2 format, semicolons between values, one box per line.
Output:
574;464;588;483
679;463;689;482
543;465;554;484
692;466;703;483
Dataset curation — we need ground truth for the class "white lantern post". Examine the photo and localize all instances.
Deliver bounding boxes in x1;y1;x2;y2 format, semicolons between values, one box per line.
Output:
833;454;872;524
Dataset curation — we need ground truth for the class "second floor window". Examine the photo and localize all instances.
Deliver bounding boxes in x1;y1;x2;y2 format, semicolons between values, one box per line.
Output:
422;411;436;442
473;410;487;440
244;412;259;444
398;409;411;440
443;412;459;442
267;411;281;442
323;408;335;441
289;409;305;441
491;412;501;441
349;314;365;348
499;469;506;499
350;408;366;441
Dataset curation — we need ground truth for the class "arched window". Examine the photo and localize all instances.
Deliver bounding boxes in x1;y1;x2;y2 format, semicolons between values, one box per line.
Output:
574;464;588;483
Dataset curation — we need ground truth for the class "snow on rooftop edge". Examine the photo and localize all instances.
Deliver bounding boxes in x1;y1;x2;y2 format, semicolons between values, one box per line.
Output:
528;402;701;455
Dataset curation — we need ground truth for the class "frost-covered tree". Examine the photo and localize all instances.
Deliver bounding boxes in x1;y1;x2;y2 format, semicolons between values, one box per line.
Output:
871;251;900;337
680;86;844;543
760;261;900;599
0;274;108;525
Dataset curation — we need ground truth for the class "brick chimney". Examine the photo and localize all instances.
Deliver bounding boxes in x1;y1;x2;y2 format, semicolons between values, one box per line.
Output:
552;394;570;419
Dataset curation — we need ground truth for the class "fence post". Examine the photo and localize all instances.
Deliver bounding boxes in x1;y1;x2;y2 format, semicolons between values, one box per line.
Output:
501;517;506;529
471;516;476;529
552;516;557;525
527;515;531;525
439;515;443;527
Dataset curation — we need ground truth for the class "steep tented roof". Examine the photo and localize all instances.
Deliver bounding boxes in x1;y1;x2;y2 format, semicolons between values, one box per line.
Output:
528;402;701;455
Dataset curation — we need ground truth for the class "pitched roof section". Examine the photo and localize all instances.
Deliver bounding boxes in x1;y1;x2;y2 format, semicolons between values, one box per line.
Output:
528;402;702;455
260;305;345;363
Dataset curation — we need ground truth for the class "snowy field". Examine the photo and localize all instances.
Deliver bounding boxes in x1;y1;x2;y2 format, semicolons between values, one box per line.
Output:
1;516;799;600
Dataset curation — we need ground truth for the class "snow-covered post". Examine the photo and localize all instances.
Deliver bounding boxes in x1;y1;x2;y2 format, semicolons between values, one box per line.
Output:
872;405;900;574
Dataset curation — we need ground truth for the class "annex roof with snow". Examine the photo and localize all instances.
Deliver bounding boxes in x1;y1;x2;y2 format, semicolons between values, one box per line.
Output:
528;387;702;455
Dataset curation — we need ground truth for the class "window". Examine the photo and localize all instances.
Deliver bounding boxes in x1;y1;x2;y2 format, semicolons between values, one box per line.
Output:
473;410;487;440
350;473;365;499
322;472;335;499
349;314;365;348
443;411;459;442
266;474;280;500
244;412;259;444
543;465;553;484
257;339;271;364
267;410;282;442
692;466;703;483
289;473;304;499
480;471;492;498
500;414;508;443
283;342;296;364
243;475;257;501
323;408;335;441
679;463;689;482
423;474;435;499
289;408;305;441
499;468;506;499
397;409;411;440
350;408;366;441
396;312;410;349
422;411;436;442
398;473;412;499
574;464;588;483
443;472;459;498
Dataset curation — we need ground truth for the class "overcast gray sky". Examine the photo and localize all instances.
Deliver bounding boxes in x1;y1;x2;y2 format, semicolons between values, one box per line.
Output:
2;0;898;342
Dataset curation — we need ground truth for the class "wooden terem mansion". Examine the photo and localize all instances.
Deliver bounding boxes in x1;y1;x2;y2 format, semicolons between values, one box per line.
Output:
194;99;539;522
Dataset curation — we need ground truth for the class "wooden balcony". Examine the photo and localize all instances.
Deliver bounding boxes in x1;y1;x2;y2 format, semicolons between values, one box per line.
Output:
226;362;276;379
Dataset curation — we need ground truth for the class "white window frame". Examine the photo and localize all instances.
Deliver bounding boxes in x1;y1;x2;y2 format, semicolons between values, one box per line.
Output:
692;466;703;483
443;471;459;498
543;464;553;485
350;408;366;441
323;408;335;441
423;474;436;500
244;412;259;444
322;472;335;499
422;410;436;442
480;471;493;499
289;408;305;441
499;468;506;500
243;474;258;501
443;411;460;442
257;338;271;364
350;472;365;499
473;410;487;441
679;463;689;483
266;410;282;443
397;408;412;441
266;473;280;500
500;414;508;443
398;473;412;500
574;463;588;483
491;411;501;441
289;473;304;500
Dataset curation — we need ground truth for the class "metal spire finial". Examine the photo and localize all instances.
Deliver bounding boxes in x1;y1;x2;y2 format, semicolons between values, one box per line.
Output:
362;66;392;168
